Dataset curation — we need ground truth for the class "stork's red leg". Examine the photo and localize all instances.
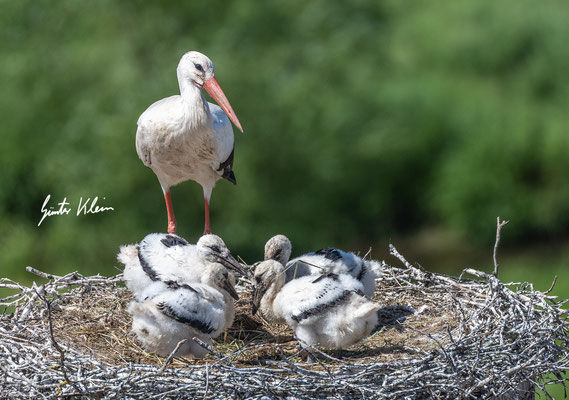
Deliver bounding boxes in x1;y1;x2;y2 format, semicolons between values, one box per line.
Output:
203;197;211;235
164;191;177;234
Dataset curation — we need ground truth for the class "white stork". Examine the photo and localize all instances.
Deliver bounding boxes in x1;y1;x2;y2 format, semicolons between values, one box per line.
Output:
128;262;238;357
136;51;243;235
263;235;383;298
118;233;245;301
251;259;379;349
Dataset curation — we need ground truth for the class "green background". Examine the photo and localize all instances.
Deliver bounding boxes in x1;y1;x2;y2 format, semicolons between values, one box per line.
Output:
1;0;567;395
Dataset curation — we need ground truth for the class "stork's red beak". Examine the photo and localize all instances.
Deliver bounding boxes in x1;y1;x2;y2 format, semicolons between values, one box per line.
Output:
203;77;243;133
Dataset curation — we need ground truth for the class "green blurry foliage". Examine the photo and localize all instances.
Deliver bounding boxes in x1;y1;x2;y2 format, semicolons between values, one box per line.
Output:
1;0;569;280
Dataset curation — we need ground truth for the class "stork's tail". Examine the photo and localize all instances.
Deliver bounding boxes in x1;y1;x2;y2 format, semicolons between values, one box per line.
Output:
367;260;384;280
117;244;139;267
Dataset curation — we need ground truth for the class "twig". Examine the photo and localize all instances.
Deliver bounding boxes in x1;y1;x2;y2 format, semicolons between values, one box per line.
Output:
27;266;58;280
294;337;333;376
158;339;187;374
34;288;72;385
493;217;509;277
191;337;234;367
389;244;413;269
544;276;558;295
204;362;209;399
362;247;372;260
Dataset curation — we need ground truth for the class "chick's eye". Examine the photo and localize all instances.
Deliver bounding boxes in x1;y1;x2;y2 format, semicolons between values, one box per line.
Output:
194;63;204;72
209;245;220;253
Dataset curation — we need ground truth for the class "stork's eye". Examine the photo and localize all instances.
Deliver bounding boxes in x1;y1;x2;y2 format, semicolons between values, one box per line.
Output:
209;245;221;253
194;63;204;72
254;271;265;283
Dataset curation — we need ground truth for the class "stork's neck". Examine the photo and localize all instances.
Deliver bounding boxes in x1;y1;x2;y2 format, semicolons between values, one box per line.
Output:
260;275;285;322
178;78;211;129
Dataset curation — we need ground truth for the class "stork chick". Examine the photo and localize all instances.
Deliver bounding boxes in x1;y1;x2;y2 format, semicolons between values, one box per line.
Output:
263;235;383;298
136;51;243;235
252;260;379;349
128;263;238;357
119;233;244;301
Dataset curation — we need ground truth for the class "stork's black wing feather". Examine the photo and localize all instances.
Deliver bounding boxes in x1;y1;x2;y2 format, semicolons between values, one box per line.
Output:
218;146;237;185
137;245;160;282
160;234;189;248
156;302;215;334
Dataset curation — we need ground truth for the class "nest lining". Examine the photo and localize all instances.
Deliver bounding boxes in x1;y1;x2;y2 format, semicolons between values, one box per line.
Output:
1;245;567;399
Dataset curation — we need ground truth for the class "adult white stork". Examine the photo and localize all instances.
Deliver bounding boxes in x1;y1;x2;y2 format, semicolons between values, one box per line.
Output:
136;51;243;235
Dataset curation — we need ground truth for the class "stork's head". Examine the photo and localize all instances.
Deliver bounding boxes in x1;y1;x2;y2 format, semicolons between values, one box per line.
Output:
203;263;239;300
177;51;243;132
264;234;292;266
251;259;285;315
178;51;215;86
197;234;246;277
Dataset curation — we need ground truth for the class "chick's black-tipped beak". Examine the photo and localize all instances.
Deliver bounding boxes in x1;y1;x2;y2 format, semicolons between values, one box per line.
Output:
251;284;266;316
215;253;247;277
224;280;239;300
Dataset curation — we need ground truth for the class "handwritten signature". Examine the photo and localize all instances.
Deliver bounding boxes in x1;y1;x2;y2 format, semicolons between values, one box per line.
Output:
38;194;115;226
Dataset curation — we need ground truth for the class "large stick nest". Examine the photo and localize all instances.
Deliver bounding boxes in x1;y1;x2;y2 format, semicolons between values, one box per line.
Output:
1;245;567;399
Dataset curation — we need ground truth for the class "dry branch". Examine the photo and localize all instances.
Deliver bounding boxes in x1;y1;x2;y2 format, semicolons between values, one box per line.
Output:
493;217;510;277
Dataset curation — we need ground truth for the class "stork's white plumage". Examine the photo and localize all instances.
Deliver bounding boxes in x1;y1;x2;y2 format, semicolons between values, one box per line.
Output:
252;260;379;349
118;233;244;301
263;235;383;298
136;51;243;235
128;262;238;357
